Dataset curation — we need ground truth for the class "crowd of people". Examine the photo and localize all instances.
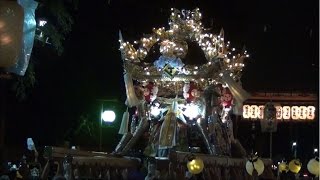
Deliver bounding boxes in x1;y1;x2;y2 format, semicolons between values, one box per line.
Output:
0;138;65;180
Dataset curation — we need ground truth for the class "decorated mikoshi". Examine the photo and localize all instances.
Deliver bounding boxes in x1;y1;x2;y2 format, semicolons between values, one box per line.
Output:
113;7;274;179
40;146;141;179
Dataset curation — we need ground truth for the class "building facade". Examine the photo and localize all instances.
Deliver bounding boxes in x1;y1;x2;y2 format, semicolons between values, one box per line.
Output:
236;91;318;162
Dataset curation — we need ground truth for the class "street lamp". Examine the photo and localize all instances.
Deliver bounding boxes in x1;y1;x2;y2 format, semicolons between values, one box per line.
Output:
292;142;297;158
101;110;116;123
98;99;118;151
261;102;277;159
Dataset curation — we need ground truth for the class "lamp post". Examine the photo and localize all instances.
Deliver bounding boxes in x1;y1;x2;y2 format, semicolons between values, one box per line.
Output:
292;142;297;158
261;102;277;159
98;100;117;151
314;148;318;155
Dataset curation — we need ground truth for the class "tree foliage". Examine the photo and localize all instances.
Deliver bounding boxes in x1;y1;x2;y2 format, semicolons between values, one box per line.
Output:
11;62;36;101
11;0;78;100
36;0;78;55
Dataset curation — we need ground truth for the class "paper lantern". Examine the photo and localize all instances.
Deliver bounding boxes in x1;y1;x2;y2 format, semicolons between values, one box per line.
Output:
245;156;265;176
278;162;289;173
288;159;302;174
187;157;204;174
0;1;24;68
307;158;319;177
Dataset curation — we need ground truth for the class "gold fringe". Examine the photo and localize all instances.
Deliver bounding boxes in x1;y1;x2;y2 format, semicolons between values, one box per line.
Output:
159;111;177;148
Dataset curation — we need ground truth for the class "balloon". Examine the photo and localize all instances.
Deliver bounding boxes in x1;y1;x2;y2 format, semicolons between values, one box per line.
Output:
288;159;301;174
245;157;265;176
187;157;204;174
307;158;319;177
278;162;288;173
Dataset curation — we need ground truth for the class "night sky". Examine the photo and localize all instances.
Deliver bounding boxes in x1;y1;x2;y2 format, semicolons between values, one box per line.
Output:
3;0;319;159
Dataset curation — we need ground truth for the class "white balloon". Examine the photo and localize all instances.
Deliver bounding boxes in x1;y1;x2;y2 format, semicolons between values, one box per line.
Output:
245;158;265;176
307;158;319;177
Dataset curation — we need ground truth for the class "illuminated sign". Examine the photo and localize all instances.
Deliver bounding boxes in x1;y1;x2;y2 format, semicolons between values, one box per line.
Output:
242;105;316;120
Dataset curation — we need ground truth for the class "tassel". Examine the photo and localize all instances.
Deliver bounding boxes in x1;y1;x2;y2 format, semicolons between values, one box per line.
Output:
124;72;140;107
120;117;149;155
159;111;177;148
113;132;133;153
120;102;149;155
196;119;216;155
118;107;129;135
232;100;243;115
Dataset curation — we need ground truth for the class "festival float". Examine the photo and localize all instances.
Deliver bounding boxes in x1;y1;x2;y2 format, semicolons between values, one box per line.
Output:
42;8;275;179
